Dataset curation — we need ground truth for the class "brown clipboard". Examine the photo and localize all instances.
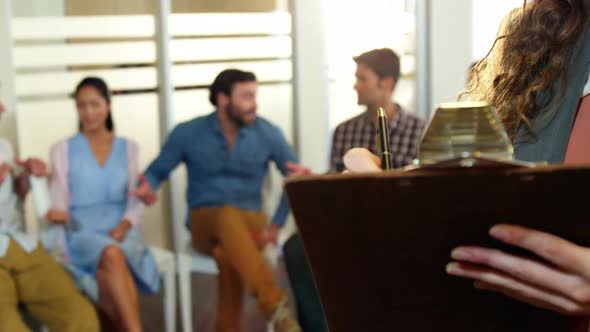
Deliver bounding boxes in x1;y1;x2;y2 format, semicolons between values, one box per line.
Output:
285;165;590;332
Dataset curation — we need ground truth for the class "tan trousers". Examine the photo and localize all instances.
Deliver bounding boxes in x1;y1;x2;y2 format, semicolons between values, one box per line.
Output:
0;239;99;332
191;205;284;332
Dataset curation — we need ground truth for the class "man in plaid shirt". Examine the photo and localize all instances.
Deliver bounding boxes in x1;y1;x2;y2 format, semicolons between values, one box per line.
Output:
330;48;425;172
282;49;427;332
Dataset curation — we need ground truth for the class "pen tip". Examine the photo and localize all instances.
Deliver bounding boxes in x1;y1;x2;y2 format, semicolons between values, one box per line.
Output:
377;107;385;117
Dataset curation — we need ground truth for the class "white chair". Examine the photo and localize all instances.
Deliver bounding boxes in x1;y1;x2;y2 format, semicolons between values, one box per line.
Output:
177;243;215;332
176;168;297;332
177;237;290;332
28;176;177;332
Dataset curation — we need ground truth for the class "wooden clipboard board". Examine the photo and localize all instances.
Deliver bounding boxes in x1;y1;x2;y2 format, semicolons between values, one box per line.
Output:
285;165;590;331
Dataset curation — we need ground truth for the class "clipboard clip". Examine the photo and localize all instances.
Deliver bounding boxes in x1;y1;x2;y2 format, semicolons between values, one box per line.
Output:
406;102;542;171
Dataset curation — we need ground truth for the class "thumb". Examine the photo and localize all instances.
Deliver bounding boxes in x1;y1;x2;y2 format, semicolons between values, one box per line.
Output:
286;161;303;170
343;148;381;173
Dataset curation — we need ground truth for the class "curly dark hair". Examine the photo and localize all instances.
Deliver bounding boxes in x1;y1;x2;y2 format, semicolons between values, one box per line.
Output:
466;0;588;138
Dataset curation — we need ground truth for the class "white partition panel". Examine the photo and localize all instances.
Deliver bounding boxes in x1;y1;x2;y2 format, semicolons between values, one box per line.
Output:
172;60;292;87
171;89;211;124
170;36;291;62
15;60;292;98
256;84;294;143
18;94;160;164
12;15;154;40
15;67;157;98
12;14;169;248
110;93;161;173
111;93;164;246
17;99;78;160
15;37;291;70
14;41;156;69
11;11;295;251
169;12;291;36
12;12;291;40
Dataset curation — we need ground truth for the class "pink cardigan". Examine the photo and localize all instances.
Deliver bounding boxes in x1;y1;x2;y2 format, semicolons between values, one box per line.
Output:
49;137;144;226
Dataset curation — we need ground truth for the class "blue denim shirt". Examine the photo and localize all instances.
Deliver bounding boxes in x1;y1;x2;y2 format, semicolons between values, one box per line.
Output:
145;112;297;227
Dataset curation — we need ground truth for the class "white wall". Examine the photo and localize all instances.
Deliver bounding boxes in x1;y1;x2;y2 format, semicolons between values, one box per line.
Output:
291;0;330;173
472;0;523;61
0;0;17;147
429;0;473;110
323;0;417;130
2;0;66;150
426;0;524;114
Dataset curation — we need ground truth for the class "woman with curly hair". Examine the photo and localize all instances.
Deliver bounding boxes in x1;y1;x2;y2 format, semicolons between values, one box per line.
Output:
446;0;590;321
345;0;590;326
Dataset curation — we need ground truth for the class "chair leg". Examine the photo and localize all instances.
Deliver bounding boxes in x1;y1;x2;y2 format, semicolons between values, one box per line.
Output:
163;261;176;332
178;255;193;332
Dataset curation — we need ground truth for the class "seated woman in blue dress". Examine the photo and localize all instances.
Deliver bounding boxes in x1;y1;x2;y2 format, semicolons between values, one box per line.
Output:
46;77;159;332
